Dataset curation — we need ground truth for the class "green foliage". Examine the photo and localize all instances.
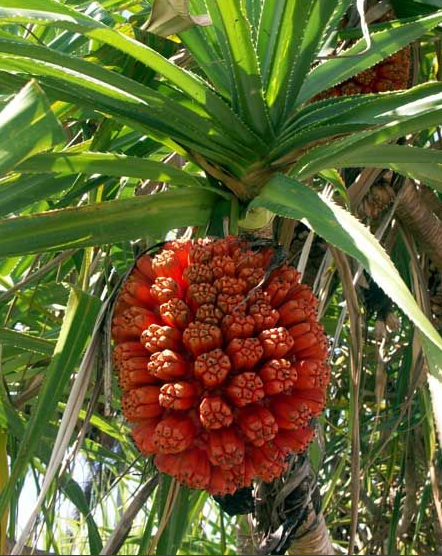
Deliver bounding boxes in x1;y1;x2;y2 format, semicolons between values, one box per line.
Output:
0;81;64;174
0;0;441;554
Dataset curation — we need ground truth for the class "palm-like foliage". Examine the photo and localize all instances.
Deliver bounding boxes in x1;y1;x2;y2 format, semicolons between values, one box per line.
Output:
1;0;442;554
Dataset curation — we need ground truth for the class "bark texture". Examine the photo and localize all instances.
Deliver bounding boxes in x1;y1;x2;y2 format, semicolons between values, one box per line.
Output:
247;457;334;555
287;514;334;555
396;180;442;272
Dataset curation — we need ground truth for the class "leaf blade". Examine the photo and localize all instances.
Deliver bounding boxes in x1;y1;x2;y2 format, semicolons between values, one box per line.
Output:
0;1;259;149
18;151;205;188
0;188;216;257
0;328;55;356
206;0;271;137
0;80;64;174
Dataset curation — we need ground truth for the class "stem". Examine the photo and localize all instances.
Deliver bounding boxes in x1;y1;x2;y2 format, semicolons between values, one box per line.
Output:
229;197;239;236
287;514;334;555
0;430;8;556
220;510;226;555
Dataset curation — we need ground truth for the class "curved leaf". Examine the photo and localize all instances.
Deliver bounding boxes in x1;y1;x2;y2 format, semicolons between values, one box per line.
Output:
283;82;442;135
0;40;255;165
0;81;63;174
258;0;353;125
0;288;101;520
205;0;272;138
0;174;76;218
323;145;442;192
0;328;54;355
293;105;442;179
0;0;260;150
180;26;230;97
0;188;216;257
260;0;314;125
17;151;206;188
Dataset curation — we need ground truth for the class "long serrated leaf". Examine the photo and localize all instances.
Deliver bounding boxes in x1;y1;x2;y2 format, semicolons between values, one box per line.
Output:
0;431;7;555
0;40;255;165
327;145;442;165
322;145;442;189
11;298;108;556
383;163;442;191
156;487;194;555
0;188;216;257
257;0;298;84
205;0;272;138
0;64;245;170
0;81;63;174
0;373;102;554
423;338;442;449
0;288;101;520
297;10;442;105
282;0;353;113
61;478;103;555
251;174;442;359
258;0;315;125
0;328;54;356
17;151;206;188
293;105;442;179
0;174;75;218
180;0;231;95
282;82;442;136
274;82;442;161
180;26;230;97
0;1;260;149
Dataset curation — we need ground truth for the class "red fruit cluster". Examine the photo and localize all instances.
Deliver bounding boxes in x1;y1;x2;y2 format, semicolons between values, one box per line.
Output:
112;237;330;495
315;47;411;100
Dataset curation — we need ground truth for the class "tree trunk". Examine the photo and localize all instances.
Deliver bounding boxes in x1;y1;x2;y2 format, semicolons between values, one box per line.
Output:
245;457;334;555
396;180;442;272
287;514;334;555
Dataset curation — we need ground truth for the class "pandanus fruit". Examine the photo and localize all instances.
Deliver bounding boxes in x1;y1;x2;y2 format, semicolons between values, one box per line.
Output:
112;237;330;495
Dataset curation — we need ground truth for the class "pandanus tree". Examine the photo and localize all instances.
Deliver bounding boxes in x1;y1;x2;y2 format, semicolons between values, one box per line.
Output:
1;0;442;553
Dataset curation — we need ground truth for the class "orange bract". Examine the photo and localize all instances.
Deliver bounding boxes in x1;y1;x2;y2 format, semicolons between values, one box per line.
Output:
112;237;329;495
194;349;231;388
226;371;265;407
259;358;297;395
200;395;233;429
153;415;195;454
151;276;181;305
